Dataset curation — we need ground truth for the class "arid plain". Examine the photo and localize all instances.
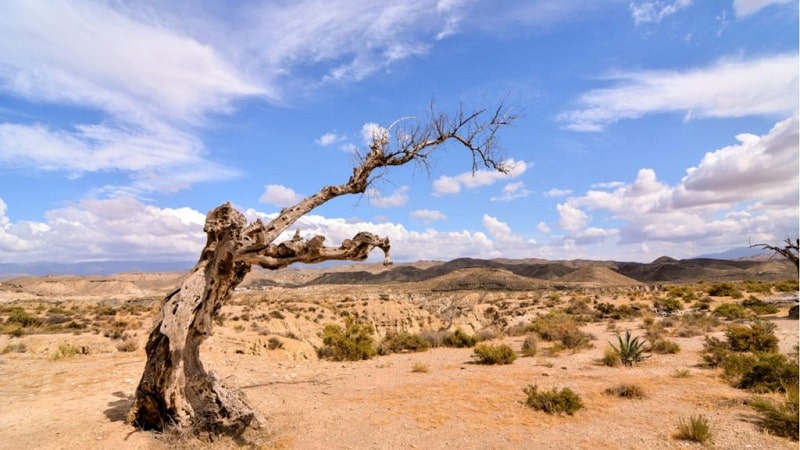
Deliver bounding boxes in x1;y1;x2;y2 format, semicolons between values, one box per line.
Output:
0;257;797;449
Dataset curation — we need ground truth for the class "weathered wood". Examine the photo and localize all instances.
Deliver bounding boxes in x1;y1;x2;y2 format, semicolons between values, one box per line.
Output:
127;104;515;436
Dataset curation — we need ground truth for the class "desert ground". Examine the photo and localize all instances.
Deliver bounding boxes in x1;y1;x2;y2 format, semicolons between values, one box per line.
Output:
0;263;797;449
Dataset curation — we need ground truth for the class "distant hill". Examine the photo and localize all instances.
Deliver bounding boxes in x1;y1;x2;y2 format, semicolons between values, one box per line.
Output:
0;261;194;279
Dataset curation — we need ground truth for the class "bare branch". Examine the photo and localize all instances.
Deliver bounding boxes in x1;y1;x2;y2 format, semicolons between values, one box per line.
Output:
236;102;516;262
750;237;799;272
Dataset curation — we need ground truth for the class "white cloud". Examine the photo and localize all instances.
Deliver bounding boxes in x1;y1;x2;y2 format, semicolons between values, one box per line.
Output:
259;184;304;207
629;0;692;25
549;116;798;255
410;209;447;223
543;188;572;198
0;197;206;263
537;221;551;233
491;181;532;201
556;203;589;231
672;115;799;208
367;186;409;208
316;132;343;146
432;159;528;195
361;122;389;147
733;0;792;17
559;53;799;131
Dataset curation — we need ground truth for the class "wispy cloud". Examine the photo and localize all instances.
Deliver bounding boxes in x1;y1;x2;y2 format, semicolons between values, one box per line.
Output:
559;53;798;131
368;186;410;208
432;159;528;195
629;0;692;25
410;209;447;224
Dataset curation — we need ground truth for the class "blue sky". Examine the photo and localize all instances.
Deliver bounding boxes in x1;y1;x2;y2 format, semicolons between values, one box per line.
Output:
0;0;797;267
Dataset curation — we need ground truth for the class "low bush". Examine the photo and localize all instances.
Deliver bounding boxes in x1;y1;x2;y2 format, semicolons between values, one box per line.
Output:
675;414;712;443
708;282;744;298
442;328;478;348
604;383;645;399
741;297;779;316
520;334;537;357
736;352;799;393
774;279;799;292
317;318;376;361
725;321;778;353
528;312;592;350
51;342;88;360
523;385;584;415
653;297;683;314
751;386;799;440
472;343;517;365
377;330;431;355
713;303;751;320
411;362;429;373
649;338;680;354
115;336;139;353
601;346;622;367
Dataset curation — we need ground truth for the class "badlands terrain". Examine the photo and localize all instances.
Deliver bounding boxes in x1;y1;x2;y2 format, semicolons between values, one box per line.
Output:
0;256;797;449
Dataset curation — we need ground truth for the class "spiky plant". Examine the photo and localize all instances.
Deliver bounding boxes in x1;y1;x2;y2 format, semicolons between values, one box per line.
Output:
609;330;650;367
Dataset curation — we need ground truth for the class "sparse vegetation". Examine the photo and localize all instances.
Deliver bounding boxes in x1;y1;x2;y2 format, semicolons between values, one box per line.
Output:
601;346;622;367
707;282;742;298
649;338;680;354
523;385;584;415
50;342;87;360
472;343;517;365
520;334;537;357
675;414;712;443
442;328;478;348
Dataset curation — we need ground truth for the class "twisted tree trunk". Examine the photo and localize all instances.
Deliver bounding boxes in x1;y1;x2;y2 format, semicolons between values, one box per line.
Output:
126;104;514;437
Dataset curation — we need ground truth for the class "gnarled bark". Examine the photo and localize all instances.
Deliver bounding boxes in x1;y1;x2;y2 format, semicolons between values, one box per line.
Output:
127;103;515;436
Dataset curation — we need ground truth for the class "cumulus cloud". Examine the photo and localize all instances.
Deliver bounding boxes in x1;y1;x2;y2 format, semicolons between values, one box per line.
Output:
733;0;793;17
410;209;447;224
432;159;528;195
259;184;304;207
367;186;409;208
550;116;798;254
629;0;692;25
0;197;206;263
537;221;551;233
559;53;799;131
316;132;344;146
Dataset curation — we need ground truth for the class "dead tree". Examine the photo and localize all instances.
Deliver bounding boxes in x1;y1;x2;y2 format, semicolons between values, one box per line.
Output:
126;104;515;436
751;237;799;272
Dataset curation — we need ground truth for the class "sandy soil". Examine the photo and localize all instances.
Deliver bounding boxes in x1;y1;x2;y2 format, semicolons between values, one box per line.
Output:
0;313;797;450
0;274;797;450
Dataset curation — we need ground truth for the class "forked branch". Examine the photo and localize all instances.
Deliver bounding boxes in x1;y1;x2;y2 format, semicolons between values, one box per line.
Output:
751;237;799;272
236;103;515;266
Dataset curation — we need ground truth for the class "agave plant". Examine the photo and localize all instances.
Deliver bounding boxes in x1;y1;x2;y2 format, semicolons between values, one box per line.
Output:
610;330;650;367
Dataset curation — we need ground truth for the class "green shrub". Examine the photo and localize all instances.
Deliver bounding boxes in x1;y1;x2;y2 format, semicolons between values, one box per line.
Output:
653;297;683;314
609;331;650;367
604;383;645;399
707;282;742;298
528;312;592;350
442;328;478;348
736;352;799;393
6;309;41;328
741;297;779;316
317;318;376;361
675;414;712;443
774;279;799;292
50;342;87;360
523;385;584;415
725;321;778;353
472;343;517;365
713;303;751;320
377;330;431;355
649;338;680;354
751;386;799;440
1;342;27;354
701;336;729;367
